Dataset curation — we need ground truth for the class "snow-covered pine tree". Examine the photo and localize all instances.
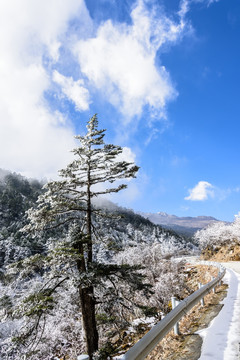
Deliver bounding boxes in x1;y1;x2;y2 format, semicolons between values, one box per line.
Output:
22;114;140;358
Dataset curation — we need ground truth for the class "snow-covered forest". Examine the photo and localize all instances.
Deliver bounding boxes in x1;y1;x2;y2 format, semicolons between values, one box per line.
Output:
0;168;198;359
0;169;197;359
194;215;240;260
0;169;192;268
0;116;197;360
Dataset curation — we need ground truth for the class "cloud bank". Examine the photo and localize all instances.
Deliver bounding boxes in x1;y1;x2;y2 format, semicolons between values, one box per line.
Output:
0;0;91;178
74;0;189;121
53;71;90;111
185;181;214;201
0;0;219;180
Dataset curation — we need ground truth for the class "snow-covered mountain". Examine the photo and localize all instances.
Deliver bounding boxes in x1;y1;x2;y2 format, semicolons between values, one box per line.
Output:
138;212;219;237
0;170;198;359
0;170;197;269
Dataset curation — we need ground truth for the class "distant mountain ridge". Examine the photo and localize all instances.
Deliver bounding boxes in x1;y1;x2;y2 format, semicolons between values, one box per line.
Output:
138;211;219;237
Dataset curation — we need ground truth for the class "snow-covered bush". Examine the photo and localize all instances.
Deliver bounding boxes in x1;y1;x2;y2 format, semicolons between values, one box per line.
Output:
115;243;186;314
0;277;84;360
194;216;240;250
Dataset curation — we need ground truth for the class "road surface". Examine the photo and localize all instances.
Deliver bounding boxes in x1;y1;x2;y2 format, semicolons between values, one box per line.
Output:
197;261;240;360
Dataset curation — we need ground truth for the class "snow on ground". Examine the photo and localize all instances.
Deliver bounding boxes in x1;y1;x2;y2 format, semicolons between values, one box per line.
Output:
126;316;156;334
198;263;240;360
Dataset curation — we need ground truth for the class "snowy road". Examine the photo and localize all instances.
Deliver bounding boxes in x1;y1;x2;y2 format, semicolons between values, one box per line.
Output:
198;262;240;360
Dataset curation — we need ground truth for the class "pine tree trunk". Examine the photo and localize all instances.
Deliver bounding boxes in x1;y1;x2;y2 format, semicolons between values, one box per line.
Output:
75;235;99;358
79;286;99;359
79;156;99;358
86;159;93;264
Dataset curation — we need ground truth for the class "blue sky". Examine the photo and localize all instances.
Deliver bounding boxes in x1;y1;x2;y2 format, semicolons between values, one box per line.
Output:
0;0;239;221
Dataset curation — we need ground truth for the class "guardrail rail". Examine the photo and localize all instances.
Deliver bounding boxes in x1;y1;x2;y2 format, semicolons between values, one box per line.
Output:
120;261;226;360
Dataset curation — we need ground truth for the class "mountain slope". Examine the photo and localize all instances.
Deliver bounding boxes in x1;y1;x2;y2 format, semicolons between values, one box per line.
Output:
0;170;197;359
93;205;196;262
139;211;219;237
0;170;196;268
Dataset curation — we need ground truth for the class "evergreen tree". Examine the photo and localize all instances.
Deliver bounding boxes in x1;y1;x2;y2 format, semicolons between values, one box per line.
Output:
0;172;44;268
22;114;140;358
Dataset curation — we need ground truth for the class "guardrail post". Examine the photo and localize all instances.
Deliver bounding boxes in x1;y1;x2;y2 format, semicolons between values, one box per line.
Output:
211;276;216;293
198;283;205;306
171;297;180;335
77;355;89;360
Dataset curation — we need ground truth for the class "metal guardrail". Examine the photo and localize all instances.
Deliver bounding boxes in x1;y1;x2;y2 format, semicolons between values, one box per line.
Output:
120;261;226;360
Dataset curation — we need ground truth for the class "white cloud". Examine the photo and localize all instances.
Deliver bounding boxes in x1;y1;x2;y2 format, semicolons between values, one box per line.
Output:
185;181;214;201
206;0;219;5
53;70;90;111
144;128;160;146
179;0;219;14
0;0;219;181
0;0;89;179
117;147;136;163
234;212;240;219
73;0;189;121
179;0;191;19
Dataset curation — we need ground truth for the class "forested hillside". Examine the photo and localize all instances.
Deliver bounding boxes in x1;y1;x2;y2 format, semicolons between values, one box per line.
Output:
0;170;195;269
194;216;240;261
0;169;196;359
0;170;45;268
